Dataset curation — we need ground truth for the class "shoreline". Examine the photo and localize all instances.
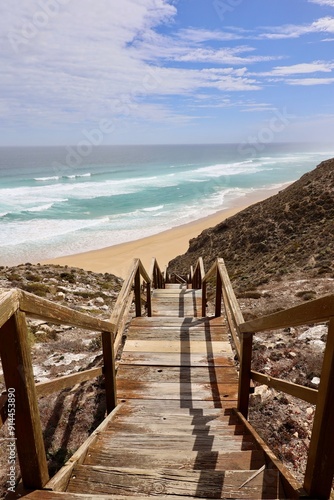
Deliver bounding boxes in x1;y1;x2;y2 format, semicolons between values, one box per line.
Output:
43;184;288;278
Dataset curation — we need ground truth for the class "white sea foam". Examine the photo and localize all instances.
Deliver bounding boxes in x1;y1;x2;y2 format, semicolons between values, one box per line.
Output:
142;205;164;212
25;203;55;213
34;176;60;181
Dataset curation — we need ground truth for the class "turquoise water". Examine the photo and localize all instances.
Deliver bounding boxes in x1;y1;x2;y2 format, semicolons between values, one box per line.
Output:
0;144;333;266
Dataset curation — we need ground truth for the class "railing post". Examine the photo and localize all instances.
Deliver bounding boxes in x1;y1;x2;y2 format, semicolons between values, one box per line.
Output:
202;280;207;317
134;268;141;317
238;331;253;419
101;330;117;413
215;267;222;317
0;312;49;489
146;281;152;317
304;317;334;499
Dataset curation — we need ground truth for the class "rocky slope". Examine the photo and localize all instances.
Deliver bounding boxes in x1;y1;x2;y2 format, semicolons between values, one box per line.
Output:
169;158;334;291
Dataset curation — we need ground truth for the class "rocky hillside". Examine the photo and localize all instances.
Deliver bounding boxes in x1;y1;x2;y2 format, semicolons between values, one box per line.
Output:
169;158;334;291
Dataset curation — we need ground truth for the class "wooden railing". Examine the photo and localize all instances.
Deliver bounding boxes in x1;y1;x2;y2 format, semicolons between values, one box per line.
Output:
195;256;334;499
200;257;243;359
239;296;334;499
0;258;155;492
191;256;205;290
149;257;165;289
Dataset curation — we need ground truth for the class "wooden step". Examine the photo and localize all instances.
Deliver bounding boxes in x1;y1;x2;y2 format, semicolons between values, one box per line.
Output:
93;432;259;451
130;317;225;327
66;466;283;498
119;351;235;367
117;380;238;401
85;447;266;471
111;398;236;415
116;365;238;384
164;283;187;289
123;339;231;354
126;327;228;341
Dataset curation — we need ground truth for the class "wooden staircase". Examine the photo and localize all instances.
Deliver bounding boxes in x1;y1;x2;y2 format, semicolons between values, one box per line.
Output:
26;283;287;499
3;257;334;499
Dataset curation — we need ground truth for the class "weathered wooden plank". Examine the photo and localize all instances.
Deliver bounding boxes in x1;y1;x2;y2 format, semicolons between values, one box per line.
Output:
94;433;258;451
85;447;266;471
123;340;232;354
102;330;117;413
0;288;20;328
120;352;234;367
113;398;235;415
240;294;334;334
153;289;202;296
104;420;246;436
19;290;114;333
116;365;238;384
25;491;202;500
251;370;318;405
130;316;226;327
117;380;238;401
36;368;103;397
114;290;134;354
131;316;226;328
67;466;281;498
0;312;49;489
127;327;227;341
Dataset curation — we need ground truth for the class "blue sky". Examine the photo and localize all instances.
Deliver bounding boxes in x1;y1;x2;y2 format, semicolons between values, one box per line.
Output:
1;0;334;145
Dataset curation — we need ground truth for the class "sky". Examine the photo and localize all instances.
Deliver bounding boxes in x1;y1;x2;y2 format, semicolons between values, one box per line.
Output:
1;0;334;146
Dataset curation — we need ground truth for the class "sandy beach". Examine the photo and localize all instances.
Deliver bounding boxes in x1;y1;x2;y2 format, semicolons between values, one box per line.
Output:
43;185;287;278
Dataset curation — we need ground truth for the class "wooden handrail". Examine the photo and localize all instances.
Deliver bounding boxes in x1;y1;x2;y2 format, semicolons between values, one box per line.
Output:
240;293;334;333
251;370;318;405
19;289;114;332
0;289;20;328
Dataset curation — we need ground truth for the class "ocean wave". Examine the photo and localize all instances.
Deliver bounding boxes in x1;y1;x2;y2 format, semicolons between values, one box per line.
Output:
0;216;111;247
63;173;91;179
35;173;92;181
24;203;55;213
34;176;60;181
194;160;265;178
142;205;164;212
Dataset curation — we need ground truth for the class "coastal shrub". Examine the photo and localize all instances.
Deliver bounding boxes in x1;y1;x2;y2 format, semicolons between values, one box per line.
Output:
23;282;49;297
60;272;76;283
295;290;316;301
25;273;41;282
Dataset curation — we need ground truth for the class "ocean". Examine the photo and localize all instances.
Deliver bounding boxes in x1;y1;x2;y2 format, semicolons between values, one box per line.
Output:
0;144;333;267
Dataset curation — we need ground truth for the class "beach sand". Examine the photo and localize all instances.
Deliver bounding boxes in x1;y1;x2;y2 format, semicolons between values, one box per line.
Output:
43;186;286;278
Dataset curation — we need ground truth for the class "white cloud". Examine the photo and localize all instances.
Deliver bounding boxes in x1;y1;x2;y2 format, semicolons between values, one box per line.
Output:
286;77;334;85
260;16;334;39
263;61;334;76
308;0;334;6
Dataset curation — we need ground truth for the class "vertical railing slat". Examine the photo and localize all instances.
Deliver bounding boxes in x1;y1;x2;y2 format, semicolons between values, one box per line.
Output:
134;268;141;317
215;267;222;317
102;330;117;413
0;312;49;489
304;317;334;499
237;331;253;419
